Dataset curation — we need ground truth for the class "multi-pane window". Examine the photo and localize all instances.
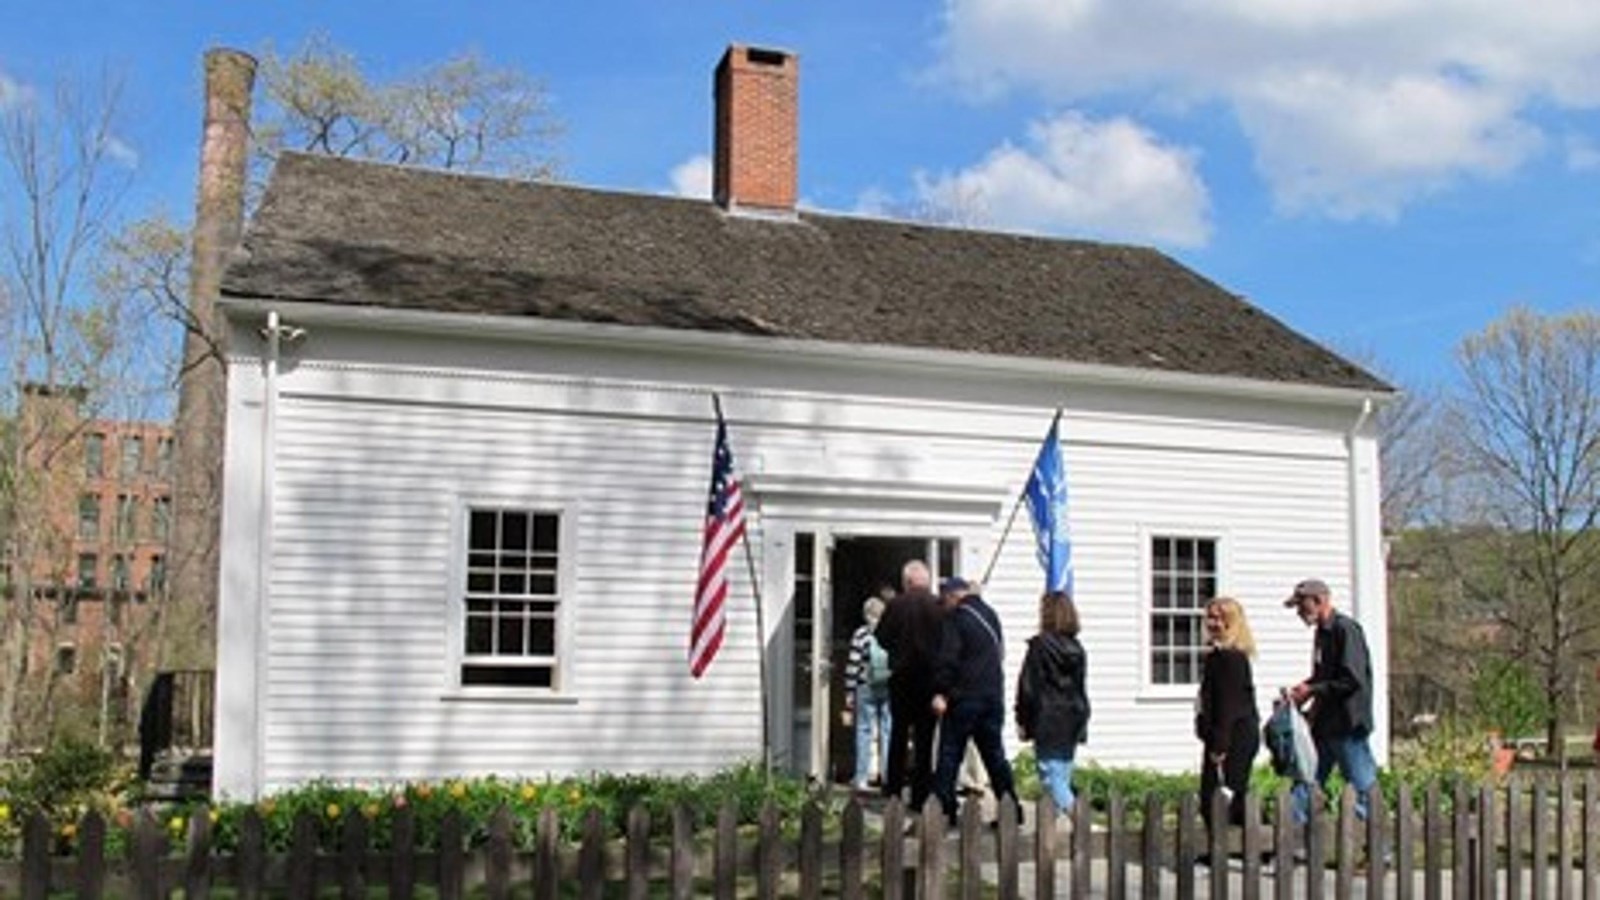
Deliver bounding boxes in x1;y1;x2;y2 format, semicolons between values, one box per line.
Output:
152;496;172;542
145;555;166;599
156;436;174;479
77;553;98;590
461;508;562;688
1149;535;1219;686
110;555;130;592
116;494;136;543
84;433;105;478
78;494;100;540
119;436;143;479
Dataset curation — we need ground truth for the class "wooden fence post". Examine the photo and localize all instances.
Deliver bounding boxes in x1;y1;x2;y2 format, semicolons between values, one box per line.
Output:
187;807;214;900
1209;787;1229;900
1240;790;1262;900
1337;785;1358;899
714;802;737;900
757;800;780;900
1533;779;1550;900
1305;787;1325;900
1177;792;1198;899
1071;787;1092;900
342;809;370;900
838;798;863;900
1477;785;1495;900
485;806;512;900
533;806;560;900
1368;783;1388;896
1037;795;1058;900
1108;791;1128;900
578;806;605;900
1585;774;1598;900
77;811;106;899
957;800;982;900
21;811;50;900
1396;782;1415;900
798;802;822;900
287;810;317;899
995;794;1020;900
917;797;945;900
880;798;905;900
1424;781;1443;900
438;810;465;900
1453;780;1471;900
237;808;266;900
133;808;167;900
1507;776;1523;900
1274;785;1294;900
1560;774;1575;900
389;806;415;900
671;803;695;900
626;805;651;900
1143;794;1164;900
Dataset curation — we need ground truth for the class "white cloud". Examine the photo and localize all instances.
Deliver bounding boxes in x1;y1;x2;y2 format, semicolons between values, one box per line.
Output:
935;0;1600;219
1566;135;1600;172
0;71;34;111
668;154;712;199
912;111;1211;247
105;136;139;169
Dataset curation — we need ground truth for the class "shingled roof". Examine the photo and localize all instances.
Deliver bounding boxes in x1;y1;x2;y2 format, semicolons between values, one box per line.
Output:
222;152;1388;393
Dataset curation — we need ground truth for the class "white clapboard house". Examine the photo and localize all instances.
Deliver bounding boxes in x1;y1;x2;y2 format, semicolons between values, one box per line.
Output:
212;45;1394;798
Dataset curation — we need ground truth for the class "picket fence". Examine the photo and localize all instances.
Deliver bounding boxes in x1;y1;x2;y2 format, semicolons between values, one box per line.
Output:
5;774;1600;898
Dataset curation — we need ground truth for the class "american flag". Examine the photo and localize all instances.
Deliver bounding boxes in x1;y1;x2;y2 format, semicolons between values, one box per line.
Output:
690;410;747;678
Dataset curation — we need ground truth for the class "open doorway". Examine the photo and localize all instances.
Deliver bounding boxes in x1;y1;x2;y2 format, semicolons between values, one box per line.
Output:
822;535;959;785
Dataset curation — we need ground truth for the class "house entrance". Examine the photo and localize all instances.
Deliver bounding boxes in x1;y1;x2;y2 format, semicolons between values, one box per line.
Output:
788;532;959;784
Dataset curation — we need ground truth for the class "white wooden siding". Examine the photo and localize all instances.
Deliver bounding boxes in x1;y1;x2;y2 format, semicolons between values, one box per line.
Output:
218;320;1384;794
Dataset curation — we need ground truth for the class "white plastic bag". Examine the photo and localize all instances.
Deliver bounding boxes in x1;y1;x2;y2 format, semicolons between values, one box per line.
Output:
1287;699;1319;785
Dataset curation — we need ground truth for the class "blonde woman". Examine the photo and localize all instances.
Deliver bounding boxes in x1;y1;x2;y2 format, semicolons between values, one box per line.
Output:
1194;597;1259;851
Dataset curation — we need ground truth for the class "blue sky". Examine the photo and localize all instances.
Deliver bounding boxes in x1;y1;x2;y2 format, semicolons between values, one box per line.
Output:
4;0;1597;391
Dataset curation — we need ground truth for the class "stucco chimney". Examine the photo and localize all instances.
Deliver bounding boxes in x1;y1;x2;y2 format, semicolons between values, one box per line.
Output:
713;45;798;215
170;47;255;662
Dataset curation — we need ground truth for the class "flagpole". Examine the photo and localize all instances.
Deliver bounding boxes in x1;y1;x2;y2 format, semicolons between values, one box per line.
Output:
980;408;1063;586
714;394;772;783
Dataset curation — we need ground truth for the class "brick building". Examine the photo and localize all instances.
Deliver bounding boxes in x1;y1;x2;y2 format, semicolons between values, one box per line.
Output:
6;384;172;742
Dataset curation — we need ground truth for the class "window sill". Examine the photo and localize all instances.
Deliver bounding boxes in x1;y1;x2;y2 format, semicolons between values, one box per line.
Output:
438;689;579;705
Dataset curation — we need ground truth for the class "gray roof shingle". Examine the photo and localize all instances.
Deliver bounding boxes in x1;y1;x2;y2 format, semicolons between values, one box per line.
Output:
222;152;1388;392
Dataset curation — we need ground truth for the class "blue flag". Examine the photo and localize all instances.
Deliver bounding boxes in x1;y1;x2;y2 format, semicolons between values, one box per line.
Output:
1023;418;1073;595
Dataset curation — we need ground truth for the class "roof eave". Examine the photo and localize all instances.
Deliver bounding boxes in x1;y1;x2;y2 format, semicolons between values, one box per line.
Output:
219;295;1395;408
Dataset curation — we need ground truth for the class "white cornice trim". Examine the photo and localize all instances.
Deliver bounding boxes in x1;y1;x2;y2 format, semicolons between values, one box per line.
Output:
219;296;1395;408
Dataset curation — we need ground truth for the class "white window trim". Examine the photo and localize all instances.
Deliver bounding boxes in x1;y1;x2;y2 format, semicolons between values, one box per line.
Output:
441;494;579;701
1136;525;1230;702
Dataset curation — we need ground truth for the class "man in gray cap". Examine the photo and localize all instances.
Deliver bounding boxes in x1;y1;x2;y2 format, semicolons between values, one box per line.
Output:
1285;578;1377;822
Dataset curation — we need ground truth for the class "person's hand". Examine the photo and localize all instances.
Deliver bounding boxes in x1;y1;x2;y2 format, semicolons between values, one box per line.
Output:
1209;751;1227;766
931;694;948;717
1288;681;1311;705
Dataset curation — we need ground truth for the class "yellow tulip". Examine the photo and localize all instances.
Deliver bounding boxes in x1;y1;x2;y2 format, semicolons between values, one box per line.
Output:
0;803;10;822
60;823;77;839
520;785;538;802
326;803;341;820
167;816;184;833
449;783;467;800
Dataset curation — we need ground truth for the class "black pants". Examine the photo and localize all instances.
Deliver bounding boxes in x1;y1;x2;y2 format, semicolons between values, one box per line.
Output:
1201;718;1260;829
885;681;937;811
933;695;1017;824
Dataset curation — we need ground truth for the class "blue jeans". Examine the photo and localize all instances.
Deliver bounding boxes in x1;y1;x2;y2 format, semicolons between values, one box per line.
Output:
1036;752;1076;814
1292;732;1378;823
853;689;892;787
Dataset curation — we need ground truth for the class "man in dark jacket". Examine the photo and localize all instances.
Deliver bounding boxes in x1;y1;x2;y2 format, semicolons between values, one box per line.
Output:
1286;577;1377;822
874;560;944;810
930;578;1020;826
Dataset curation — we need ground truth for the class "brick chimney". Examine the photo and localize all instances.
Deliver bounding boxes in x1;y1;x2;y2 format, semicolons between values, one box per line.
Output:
713;45;798;215
171;47;255;664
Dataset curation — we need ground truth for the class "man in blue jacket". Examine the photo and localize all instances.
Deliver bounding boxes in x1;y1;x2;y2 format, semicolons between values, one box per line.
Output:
930;577;1021;827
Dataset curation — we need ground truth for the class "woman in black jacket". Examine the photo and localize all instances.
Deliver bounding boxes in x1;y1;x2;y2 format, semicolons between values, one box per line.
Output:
1195;596;1259;845
1014;591;1090;814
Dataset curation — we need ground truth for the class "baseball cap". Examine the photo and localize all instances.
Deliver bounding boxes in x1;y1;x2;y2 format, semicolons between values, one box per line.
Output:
939;576;971;596
1284;578;1330;607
